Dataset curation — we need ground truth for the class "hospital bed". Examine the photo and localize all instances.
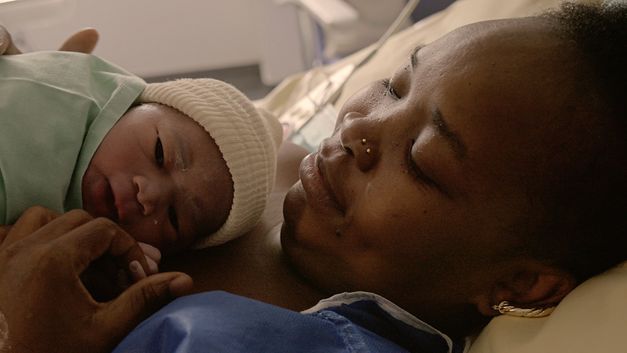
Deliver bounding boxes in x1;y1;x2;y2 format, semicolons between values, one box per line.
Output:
256;0;626;351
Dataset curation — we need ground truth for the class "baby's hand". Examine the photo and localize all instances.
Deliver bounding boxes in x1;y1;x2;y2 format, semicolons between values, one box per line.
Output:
129;242;161;281
81;242;161;301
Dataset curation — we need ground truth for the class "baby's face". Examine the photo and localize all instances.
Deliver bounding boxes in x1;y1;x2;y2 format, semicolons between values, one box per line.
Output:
82;103;233;253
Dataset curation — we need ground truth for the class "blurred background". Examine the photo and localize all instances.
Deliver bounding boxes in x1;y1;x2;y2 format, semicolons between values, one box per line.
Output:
0;0;455;99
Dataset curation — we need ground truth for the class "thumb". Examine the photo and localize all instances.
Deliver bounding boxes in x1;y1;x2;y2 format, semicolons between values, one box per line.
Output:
98;272;193;336
59;28;99;53
0;25;11;54
0;25;21;55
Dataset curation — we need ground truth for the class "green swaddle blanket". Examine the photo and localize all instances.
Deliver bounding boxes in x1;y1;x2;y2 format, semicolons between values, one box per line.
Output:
0;51;145;224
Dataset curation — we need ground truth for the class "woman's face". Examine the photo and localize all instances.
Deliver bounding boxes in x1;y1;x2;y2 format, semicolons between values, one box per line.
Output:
282;18;586;321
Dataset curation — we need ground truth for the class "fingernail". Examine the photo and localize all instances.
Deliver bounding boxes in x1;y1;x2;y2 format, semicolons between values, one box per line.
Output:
145;256;159;275
139;242;161;263
129;260;147;281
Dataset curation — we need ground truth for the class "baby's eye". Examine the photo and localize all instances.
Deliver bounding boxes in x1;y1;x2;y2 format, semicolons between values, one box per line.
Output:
155;137;164;167
168;206;179;231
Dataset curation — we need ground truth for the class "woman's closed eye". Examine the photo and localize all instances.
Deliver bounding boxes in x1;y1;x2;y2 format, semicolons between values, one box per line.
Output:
407;140;437;188
155;136;165;167
383;79;401;99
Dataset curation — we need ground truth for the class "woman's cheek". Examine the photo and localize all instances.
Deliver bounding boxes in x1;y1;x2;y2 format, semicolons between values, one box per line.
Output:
337;82;387;123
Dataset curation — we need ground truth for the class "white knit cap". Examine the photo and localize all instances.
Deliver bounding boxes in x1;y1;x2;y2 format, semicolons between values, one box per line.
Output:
138;78;282;248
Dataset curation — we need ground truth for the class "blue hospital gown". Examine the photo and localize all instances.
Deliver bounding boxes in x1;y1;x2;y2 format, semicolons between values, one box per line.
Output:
114;291;465;353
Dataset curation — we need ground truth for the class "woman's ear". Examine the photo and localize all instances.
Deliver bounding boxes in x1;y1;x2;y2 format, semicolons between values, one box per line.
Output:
473;262;577;317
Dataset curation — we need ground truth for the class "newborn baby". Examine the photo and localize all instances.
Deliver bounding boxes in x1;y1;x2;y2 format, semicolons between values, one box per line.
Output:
0;51;282;254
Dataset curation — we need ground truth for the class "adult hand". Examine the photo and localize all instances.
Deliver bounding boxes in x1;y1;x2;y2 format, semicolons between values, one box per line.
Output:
0;225;10;243
57;28;99;53
81;241;162;302
0;207;193;353
0;25;99;55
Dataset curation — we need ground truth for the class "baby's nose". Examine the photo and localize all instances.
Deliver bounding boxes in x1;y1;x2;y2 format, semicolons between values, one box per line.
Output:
133;175;158;216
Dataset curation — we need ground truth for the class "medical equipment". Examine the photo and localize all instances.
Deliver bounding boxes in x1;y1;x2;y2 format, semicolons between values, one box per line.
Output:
279;0;420;150
278;0;359;28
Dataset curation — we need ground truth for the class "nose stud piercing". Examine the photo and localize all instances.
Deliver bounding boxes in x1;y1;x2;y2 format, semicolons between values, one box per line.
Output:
361;138;372;154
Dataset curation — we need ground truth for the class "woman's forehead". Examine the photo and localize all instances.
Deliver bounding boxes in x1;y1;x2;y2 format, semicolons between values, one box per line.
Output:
427;17;564;69
419;18;584;189
428;18;575;121
438;16;557;47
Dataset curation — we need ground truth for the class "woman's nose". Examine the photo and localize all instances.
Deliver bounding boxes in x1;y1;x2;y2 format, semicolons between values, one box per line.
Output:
339;111;380;172
133;175;171;216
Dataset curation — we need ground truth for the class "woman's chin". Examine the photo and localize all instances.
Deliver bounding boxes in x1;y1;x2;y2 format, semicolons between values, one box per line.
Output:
281;181;305;237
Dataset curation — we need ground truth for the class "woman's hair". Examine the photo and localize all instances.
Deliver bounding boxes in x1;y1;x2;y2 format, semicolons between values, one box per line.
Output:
547;1;626;120
529;2;627;281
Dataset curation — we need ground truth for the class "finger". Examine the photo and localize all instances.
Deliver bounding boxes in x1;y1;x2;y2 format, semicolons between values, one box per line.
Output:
0;225;11;243
13;208;96;248
138;242;161;274
58;217;151;278
138;242;161;264
0;25;21;55
59;28;99;53
129;260;147;282
4;41;21;55
0;25;9;54
97;272;193;339
3;206;59;246
144;256;159;276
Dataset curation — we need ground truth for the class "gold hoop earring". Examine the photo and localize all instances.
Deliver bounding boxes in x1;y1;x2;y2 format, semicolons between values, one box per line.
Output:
492;301;555;318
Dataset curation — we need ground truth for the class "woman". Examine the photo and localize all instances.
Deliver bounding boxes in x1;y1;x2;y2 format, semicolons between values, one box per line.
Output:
1;2;625;352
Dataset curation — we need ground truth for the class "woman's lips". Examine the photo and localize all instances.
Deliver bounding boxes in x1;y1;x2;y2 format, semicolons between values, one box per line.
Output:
299;152;344;214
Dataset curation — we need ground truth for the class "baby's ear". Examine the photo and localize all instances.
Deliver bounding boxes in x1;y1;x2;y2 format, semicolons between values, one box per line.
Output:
473;262;576;317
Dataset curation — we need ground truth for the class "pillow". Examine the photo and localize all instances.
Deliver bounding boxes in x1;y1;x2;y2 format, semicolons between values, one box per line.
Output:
469;261;627;353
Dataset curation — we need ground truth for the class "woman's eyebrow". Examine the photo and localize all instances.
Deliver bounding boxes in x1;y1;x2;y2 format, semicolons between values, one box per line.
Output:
432;107;468;160
410;44;467;160
410;45;425;70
